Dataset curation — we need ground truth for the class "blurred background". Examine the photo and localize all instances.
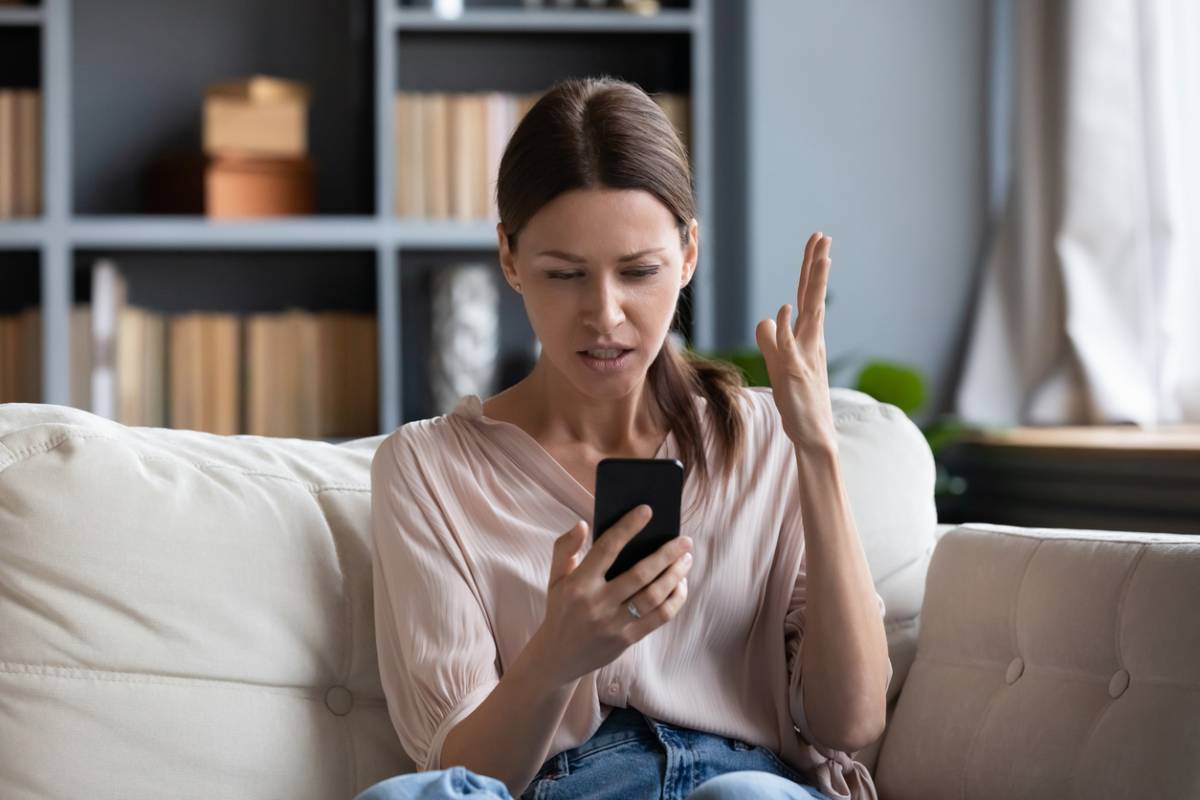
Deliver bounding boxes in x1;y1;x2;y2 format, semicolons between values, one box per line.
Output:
0;0;1196;531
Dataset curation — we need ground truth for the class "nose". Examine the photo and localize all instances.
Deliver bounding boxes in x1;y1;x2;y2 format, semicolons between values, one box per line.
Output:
581;274;626;334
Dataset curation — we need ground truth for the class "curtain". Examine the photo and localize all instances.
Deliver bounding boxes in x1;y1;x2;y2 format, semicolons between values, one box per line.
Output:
956;0;1200;426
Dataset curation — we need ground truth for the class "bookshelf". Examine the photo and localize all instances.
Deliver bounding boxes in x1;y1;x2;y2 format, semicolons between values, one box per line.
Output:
0;0;716;437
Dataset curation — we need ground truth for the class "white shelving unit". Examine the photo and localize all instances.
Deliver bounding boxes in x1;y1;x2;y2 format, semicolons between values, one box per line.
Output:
0;0;715;434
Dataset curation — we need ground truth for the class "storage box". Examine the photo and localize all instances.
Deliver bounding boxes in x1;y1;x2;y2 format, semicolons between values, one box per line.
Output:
205;155;315;218
203;75;310;158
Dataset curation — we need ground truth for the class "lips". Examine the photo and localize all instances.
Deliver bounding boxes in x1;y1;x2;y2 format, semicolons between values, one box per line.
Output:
578;348;635;372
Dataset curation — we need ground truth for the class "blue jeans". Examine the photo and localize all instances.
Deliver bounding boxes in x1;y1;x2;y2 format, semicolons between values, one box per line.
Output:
354;705;834;800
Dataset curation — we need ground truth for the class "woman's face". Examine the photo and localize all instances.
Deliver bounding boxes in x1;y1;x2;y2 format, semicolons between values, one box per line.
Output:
498;187;699;400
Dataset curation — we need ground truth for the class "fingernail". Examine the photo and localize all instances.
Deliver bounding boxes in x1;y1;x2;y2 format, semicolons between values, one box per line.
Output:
682;552;693;567
681;536;693;549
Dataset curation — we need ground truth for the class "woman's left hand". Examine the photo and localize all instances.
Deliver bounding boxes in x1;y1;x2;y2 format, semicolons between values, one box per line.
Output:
754;232;838;450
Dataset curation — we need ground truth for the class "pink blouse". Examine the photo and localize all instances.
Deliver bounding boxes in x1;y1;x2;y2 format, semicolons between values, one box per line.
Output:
370;386;891;800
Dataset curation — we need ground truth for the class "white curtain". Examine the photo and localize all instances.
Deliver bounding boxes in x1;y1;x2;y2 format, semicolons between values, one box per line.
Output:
956;0;1200;426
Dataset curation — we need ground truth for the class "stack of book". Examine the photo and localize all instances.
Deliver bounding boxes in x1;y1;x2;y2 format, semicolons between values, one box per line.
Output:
0;88;42;218
75;260;378;438
393;90;690;219
0;306;40;403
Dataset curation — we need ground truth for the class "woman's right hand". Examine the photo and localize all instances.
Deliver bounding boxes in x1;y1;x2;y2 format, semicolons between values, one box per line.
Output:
534;505;694;687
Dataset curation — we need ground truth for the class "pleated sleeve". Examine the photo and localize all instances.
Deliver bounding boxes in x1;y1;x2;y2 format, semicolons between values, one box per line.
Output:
370;430;501;772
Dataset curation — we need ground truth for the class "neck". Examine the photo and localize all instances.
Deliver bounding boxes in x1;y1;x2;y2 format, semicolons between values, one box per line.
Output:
521;355;664;454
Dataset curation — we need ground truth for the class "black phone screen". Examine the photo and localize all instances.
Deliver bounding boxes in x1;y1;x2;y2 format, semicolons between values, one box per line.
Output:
592;457;684;582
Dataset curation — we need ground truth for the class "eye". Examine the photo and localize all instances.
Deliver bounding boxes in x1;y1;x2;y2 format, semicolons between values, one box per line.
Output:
545;266;660;280
542;267;657;280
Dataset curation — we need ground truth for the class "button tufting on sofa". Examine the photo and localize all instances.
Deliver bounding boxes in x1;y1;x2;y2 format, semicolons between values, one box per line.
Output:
1004;656;1024;684
325;685;354;716
1108;669;1130;699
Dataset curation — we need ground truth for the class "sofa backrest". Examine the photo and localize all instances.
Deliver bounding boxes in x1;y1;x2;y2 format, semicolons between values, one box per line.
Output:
0;388;936;799
874;523;1200;799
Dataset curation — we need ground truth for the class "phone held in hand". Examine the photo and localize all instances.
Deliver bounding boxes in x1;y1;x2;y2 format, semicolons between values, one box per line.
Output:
593;457;684;582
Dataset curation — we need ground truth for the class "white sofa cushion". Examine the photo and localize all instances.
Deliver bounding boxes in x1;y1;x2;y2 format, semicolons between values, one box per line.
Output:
0;403;412;799
0;387;935;798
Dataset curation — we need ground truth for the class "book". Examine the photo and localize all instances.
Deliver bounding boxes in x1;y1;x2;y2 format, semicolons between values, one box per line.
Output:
394;92;425;217
423;93;449;218
91;259;128;420
70;305;93;410
0;91;13;218
14;89;40;216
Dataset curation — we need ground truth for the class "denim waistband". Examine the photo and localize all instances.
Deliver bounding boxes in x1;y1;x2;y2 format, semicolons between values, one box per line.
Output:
535;706;658;779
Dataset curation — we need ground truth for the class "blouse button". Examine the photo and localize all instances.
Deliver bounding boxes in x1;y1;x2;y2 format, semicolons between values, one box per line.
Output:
608;680;620;695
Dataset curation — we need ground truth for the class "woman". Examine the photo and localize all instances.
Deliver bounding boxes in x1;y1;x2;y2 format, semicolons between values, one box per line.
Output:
359;76;892;800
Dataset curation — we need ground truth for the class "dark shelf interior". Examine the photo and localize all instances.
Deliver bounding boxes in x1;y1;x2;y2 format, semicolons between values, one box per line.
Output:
0;251;40;313
71;0;375;216
0;25;40;89
72;249;377;314
396;30;690;94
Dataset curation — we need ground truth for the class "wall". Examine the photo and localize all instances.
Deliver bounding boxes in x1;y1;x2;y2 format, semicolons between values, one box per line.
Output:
738;0;990;419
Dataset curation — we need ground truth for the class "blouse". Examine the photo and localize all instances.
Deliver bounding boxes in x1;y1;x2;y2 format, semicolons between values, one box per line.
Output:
370;386;891;800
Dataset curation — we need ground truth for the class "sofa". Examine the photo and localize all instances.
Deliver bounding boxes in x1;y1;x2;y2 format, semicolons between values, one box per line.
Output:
1;390;1196;800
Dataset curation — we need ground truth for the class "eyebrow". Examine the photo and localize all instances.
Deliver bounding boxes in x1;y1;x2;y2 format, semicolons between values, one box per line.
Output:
535;248;665;263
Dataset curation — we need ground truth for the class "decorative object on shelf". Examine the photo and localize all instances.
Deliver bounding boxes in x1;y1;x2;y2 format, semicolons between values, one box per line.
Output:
206;156;315;218
203;75;310;159
201;75;315;219
432;0;464;18
428;263;499;415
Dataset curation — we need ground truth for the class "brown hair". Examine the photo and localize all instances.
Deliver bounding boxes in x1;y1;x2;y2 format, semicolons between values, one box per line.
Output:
495;75;747;497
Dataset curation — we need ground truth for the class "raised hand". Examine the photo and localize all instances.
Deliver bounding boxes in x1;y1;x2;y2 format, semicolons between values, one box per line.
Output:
753;232;838;449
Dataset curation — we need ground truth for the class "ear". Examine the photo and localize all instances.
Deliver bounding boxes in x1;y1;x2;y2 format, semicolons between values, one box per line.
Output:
681;218;699;289
497;222;521;291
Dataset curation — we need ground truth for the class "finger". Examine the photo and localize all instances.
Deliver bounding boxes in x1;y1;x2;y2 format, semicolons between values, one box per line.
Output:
622;548;693;619
755;317;778;360
803;255;832;323
796;232;821;313
603;533;693;604
806;236;831;306
776;303;795;353
580;504;653;581
549;521;588;587
628;571;689;639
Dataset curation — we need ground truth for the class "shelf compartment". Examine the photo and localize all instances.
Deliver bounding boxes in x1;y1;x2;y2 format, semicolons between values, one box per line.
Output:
398;247;533;422
0;24;42;221
0;249;41;403
71;248;379;438
72;0;376;216
396;29;691;94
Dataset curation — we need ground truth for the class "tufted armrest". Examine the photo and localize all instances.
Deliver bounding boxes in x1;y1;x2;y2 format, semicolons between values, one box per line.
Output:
873;523;1200;799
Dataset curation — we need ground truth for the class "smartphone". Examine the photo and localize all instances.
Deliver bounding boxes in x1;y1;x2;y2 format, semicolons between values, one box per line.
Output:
592;457;684;582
